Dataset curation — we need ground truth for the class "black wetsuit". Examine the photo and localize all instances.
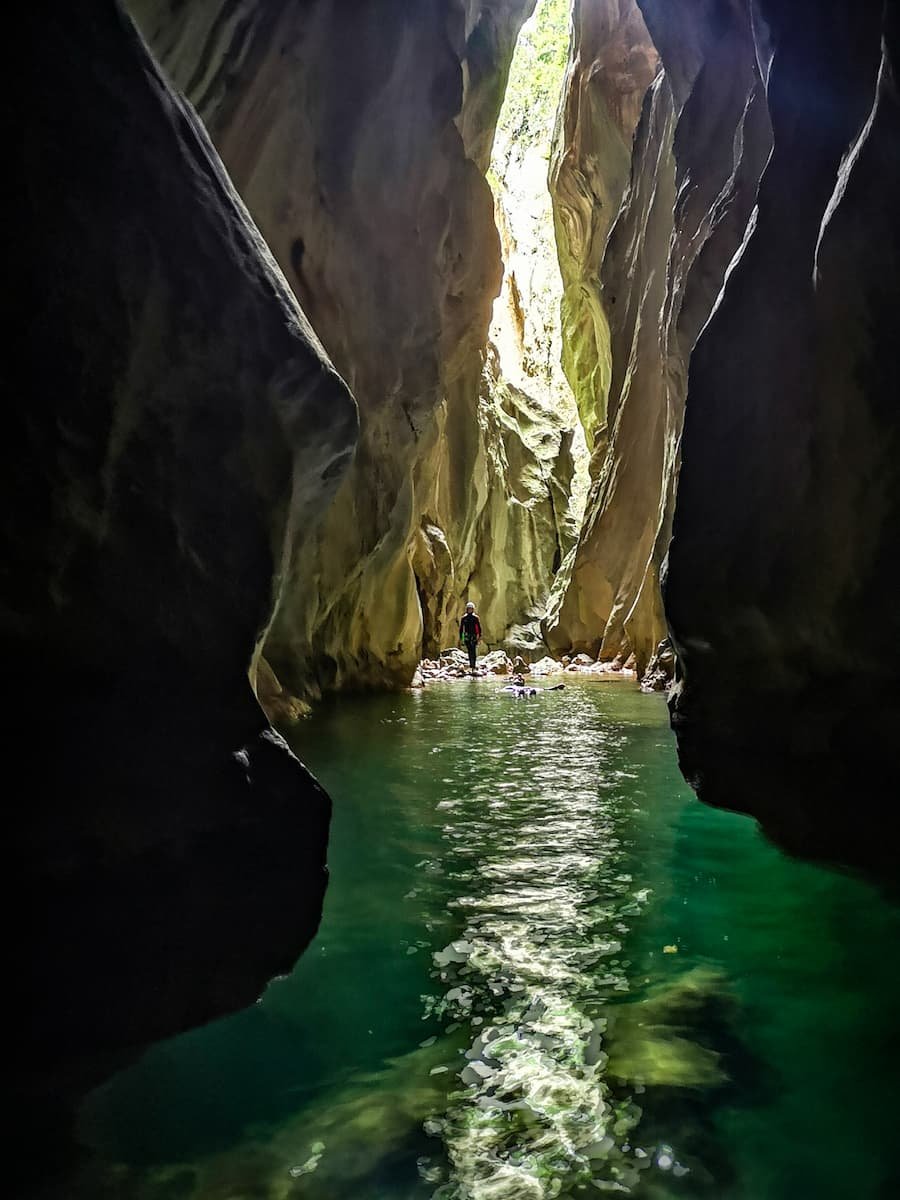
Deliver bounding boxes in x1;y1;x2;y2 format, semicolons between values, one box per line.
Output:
459;612;481;668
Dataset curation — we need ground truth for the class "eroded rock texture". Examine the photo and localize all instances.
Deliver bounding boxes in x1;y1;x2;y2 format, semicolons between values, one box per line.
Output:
664;0;900;878
131;0;582;693
550;0;660;447
545;0;772;673
8;0;355;1146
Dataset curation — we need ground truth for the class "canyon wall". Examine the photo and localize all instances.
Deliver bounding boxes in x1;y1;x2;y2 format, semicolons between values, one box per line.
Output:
9;0;356;1147
483;0;591;654
13;2;898;1172
545;0;772;674
663;0;900;879
131;0;584;692
543;0;898;876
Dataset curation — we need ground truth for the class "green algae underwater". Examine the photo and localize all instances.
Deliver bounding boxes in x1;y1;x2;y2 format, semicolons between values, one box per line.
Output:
71;681;899;1199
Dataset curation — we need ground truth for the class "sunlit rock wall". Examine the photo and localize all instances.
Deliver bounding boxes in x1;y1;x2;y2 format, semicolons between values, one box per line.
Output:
545;0;771;674
663;0;900;878
483;0;591;654
9;1;356;1135
550;0;660;448
131;0;584;688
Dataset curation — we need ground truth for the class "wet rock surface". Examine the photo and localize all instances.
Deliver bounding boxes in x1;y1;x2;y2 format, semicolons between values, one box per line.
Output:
545;0;771;674
130;0;581;693
661;0;900;881
11;13;900;1188
641;638;676;694
416;648;636;685
8;0;354;1161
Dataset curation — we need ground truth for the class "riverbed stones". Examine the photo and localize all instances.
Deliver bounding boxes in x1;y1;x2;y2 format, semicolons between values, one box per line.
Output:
481;650;514;674
530;656;562;676
419;652;486;683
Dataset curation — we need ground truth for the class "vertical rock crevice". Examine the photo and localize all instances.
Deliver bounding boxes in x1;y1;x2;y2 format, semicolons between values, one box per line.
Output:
545;0;773;675
131;0;588;692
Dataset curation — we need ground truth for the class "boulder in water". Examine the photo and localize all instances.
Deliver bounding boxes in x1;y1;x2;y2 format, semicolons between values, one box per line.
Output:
530;656;561;676
481;650;513;674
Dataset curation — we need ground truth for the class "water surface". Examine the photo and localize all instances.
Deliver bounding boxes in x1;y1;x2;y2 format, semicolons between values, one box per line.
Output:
75;680;899;1198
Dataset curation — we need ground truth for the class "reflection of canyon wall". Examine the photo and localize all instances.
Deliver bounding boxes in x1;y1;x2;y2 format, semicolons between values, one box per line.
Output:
662;0;900;879
10;0;355;1134
132;0;583;689
545;0;772;674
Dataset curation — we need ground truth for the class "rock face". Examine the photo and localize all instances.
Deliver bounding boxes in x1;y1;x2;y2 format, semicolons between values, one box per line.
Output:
542;0;899;876
484;0;591;654
545;0;772;674
130;0;582;693
663;0;900;878
550;0;660;448
8;0;355;1144
13;13;898;1174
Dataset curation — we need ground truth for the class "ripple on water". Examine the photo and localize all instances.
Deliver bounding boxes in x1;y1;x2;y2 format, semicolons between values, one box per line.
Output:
68;682;900;1200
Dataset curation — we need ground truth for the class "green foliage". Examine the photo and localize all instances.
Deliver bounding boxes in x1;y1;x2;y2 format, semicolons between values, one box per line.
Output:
502;1;571;149
494;0;571;170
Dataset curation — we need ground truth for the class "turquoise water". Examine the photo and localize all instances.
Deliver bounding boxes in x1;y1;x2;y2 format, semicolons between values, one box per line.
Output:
74;681;899;1198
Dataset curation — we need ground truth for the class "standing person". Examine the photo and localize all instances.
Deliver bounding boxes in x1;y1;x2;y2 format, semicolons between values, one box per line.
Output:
458;601;482;673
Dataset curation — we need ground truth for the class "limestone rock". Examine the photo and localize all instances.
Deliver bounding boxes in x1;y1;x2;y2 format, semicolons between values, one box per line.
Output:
481;649;514;673
130;0;575;693
257;656;314;724
544;0;771;675
530;655;562;676
8;0;354;1134
662;0;900;879
442;648;472;669
640;639;675;693
549;0;660;447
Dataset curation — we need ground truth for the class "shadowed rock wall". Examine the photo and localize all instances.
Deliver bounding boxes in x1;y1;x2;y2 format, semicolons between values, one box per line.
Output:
131;0;583;692
545;0;898;876
545;0;772;674
663;0;900;878
8;0;356;1148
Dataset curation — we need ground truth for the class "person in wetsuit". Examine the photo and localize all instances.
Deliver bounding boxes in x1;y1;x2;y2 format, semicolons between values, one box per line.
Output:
458;601;482;671
499;675;565;698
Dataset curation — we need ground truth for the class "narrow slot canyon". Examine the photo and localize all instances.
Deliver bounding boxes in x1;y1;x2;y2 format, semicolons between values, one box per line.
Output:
8;1;899;1197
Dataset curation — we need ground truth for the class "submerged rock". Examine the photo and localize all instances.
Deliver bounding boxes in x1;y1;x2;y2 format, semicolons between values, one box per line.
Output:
605;967;734;1089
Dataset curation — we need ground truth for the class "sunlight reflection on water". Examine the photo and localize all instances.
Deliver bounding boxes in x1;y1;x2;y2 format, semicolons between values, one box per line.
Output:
417;689;658;1198
70;680;900;1200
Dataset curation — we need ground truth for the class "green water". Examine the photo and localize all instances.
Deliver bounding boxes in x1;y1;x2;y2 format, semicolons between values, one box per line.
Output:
75;681;899;1199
